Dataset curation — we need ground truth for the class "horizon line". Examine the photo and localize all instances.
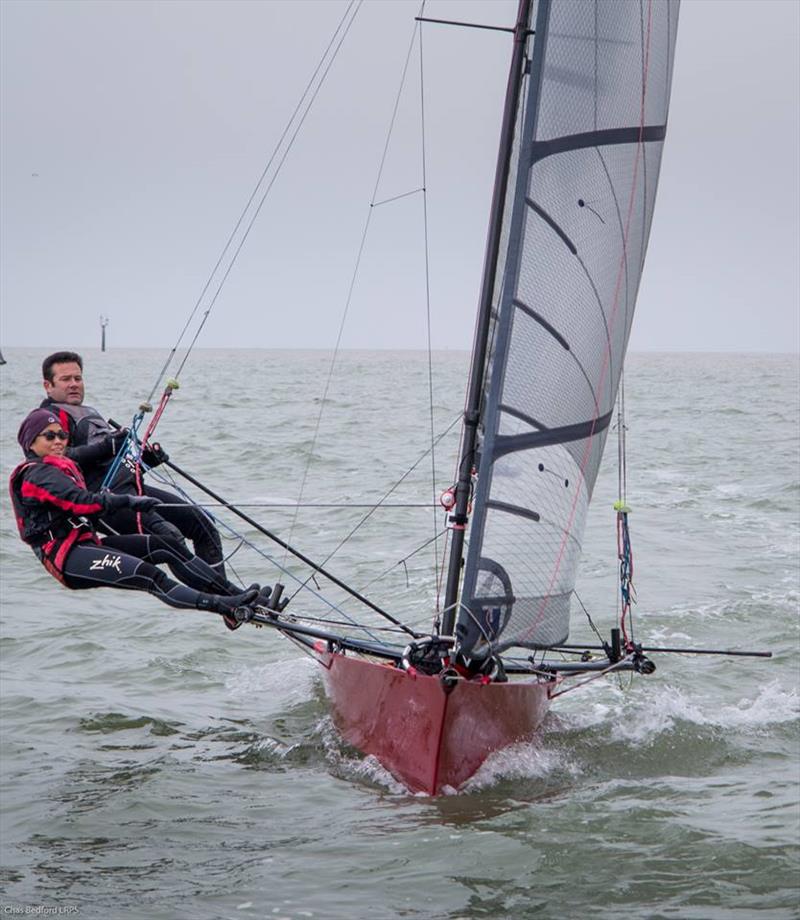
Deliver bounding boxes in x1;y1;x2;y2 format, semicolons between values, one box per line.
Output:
1;345;799;356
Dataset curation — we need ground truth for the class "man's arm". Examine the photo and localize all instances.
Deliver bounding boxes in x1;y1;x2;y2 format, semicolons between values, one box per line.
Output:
65;436;116;467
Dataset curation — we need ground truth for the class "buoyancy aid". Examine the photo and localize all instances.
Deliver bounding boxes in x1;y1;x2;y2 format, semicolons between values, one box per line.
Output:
41;399;134;489
43;400;112;446
9;454;102;580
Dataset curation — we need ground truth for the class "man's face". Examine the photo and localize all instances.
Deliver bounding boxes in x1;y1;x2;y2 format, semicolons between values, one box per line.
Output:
44;361;85;404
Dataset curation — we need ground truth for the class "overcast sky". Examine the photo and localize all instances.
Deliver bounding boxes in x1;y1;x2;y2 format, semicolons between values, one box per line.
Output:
1;0;798;353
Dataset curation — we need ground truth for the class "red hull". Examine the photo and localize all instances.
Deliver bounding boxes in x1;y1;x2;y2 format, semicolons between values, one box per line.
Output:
318;651;552;794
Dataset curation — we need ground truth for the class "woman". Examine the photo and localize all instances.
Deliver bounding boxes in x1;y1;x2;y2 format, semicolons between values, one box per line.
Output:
10;408;261;628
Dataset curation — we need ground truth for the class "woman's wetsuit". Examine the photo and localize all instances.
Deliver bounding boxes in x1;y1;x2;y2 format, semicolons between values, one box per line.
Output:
9;453;255;627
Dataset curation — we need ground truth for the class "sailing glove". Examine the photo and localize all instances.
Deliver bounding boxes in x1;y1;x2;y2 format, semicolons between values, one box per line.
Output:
141;442;169;467
103;493;161;513
126;495;162;512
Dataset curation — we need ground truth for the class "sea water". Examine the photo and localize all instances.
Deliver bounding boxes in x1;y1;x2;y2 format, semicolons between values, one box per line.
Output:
0;348;797;919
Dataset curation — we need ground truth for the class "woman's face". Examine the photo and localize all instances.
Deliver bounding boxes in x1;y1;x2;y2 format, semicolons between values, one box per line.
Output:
31;422;68;458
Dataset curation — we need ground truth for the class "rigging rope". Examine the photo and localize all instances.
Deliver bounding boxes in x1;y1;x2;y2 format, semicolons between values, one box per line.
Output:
547;654;635;699
615;370;636;648
574;591;607;647
141;459;386;641
616;502;636;647
108;3;449;642
280;2;431;572
617;370;628;504
288;413;462;603
149;502;439;509
417;9;441;612
101;411;146;489
143;0;362;406
357;528;447;595
113;4;366;532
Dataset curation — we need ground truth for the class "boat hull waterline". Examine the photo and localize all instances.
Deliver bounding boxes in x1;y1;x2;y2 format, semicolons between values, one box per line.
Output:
318;650;552;794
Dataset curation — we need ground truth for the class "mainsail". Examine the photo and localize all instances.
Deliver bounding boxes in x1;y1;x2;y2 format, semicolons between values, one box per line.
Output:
455;0;680;655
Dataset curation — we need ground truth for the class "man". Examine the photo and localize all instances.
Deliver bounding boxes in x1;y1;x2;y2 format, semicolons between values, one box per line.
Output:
40;350;227;576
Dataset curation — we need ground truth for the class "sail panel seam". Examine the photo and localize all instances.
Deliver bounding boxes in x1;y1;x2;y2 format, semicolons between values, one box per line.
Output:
573;249;614;410
525;198;577;254
512;297;569;349
523;199;615;409
512;296;600;415
594;147;630;355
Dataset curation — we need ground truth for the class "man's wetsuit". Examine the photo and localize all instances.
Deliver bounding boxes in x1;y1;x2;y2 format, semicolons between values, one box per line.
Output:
41;398;226;575
9;454;254;627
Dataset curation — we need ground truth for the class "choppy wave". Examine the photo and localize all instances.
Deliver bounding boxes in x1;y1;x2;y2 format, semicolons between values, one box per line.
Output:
312;715;409;794
460;738;581;793
224;655;320;707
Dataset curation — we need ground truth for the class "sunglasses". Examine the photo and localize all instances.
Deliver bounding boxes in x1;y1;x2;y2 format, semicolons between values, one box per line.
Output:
38;430;69;442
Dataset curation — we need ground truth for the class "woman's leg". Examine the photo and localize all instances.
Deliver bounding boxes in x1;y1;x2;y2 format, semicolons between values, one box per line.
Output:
60;542;257;618
101;534;244;595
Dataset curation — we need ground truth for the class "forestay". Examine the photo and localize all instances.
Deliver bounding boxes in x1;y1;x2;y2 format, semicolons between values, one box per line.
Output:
456;0;680;655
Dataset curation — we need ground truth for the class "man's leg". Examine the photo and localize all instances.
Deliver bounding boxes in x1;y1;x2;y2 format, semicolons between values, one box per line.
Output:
143;485;226;577
99;502;188;550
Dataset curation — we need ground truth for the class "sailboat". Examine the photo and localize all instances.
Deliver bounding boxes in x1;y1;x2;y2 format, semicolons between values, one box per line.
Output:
126;0;765;794
251;0;681;793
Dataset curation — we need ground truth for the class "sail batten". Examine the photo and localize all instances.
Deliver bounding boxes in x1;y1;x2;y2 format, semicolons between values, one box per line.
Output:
455;0;679;656
494;408;614;458
530;124;668;163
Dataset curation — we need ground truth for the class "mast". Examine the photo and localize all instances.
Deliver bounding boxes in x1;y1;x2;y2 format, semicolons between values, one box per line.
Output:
441;0;533;635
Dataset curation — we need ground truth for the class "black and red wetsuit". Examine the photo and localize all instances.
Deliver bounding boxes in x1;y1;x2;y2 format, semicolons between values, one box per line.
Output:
10;453;108;580
9;454;254;626
40;397;226;574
